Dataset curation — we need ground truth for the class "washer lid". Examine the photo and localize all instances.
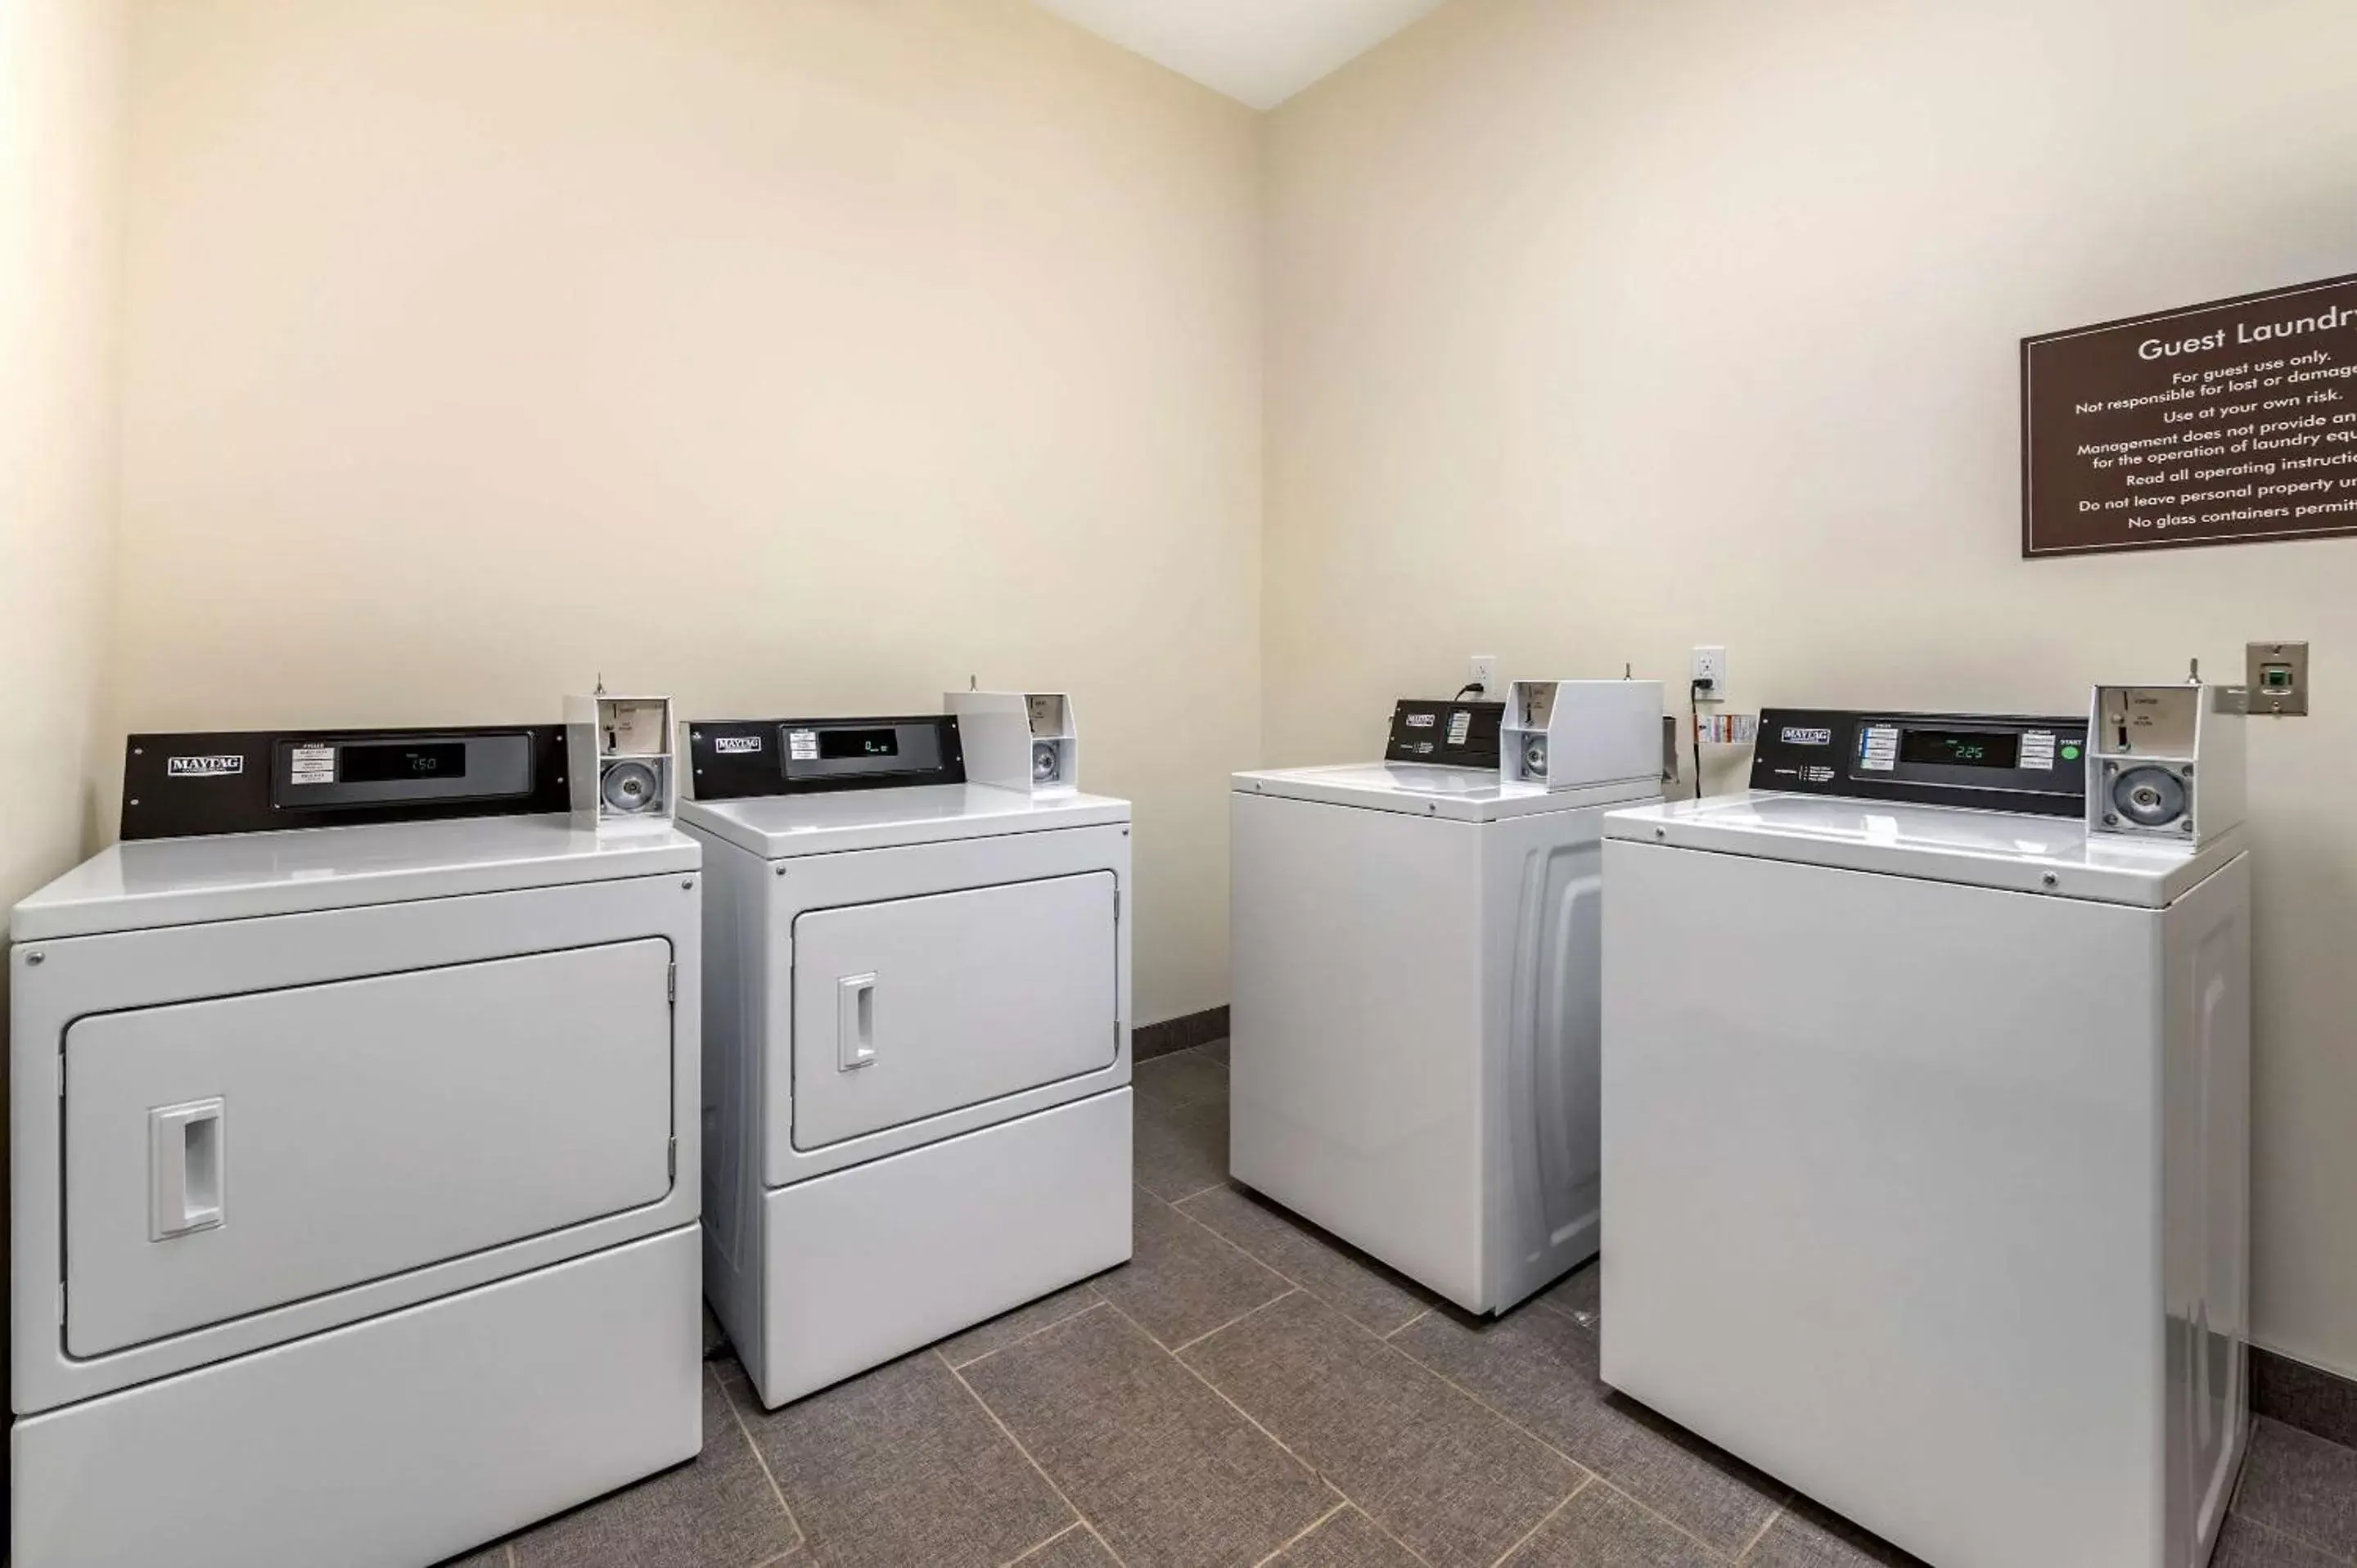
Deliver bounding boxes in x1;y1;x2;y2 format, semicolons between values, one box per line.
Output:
10;814;701;942
1604;791;2238;908
678;783;1130;859
1232;762;1661;822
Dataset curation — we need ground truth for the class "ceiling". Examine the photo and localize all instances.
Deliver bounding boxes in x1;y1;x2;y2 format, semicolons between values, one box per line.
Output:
1031;0;1449;111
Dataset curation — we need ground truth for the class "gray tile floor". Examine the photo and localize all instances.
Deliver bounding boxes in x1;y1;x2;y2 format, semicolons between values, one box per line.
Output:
449;1043;2357;1567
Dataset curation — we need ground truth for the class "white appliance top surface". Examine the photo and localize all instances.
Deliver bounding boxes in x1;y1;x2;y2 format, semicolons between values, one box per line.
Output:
678;784;1131;858
1605;791;2238;907
11;814;702;942
1233;761;1660;822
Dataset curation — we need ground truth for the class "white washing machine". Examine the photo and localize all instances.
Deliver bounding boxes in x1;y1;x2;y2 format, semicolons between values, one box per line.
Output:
1230;682;1665;1313
681;705;1132;1408
1602;701;2250;1568
9;723;703;1568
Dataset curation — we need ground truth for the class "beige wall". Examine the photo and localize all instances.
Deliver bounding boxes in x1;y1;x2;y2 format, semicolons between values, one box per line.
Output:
111;0;1262;1023
2;0;127;926
1;0;128;1462
1265;0;2357;1372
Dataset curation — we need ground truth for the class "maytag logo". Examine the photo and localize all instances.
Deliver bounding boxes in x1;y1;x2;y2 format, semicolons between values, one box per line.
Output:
1404;713;1436;728
713;736;764;755
167;755;245;777
1782;728;1834;747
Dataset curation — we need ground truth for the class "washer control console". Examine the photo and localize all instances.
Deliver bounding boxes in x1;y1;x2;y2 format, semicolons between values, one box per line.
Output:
1385;699;1504;768
1751;709;2089;818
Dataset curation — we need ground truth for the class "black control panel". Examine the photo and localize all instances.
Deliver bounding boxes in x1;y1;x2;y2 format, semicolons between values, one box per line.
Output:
1749;709;2089;818
1385;700;1503;768
686;715;967;800
121;725;568;840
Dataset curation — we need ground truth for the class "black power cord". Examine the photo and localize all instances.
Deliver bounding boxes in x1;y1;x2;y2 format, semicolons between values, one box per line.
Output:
1453;682;1486;701
1689;677;1713;799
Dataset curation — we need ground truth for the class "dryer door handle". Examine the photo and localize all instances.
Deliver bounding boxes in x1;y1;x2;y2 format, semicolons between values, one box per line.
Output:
837;973;878;1072
150;1097;226;1241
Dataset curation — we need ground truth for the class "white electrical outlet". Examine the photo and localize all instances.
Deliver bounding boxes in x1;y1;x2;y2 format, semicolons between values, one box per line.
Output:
1470;655;1500;696
1692;646;1728;701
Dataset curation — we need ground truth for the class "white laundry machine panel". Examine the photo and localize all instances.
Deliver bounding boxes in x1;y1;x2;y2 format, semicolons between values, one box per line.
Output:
1232;793;1485;1301
682;710;1133;1408
65;939;674;1356
14;1229;699;1568
790;872;1119;1150
1230;686;1664;1315
1601;705;2248;1568
11;723;703;1568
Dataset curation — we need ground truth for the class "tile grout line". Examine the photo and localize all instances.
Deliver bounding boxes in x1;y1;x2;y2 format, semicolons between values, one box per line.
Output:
1079;1521;1127;1564
1169;1287;1301;1355
717;1365;810;1553
1148;1061;1680;1566
1094;1295;1401;1560
951;1297;1110;1371
2229;1504;2357;1565
1384;1307;1434;1340
2237;1422;2357;1563
941;1348;1136;1568
1373;1327;1739;1564
1484;1474;1592;1568
1137;1205;1591;1568
1285;1304;1594;1557
1163;1183;1425;1341
1162;1155;1719;1565
998;1520;1086;1567
1141;1184;1307;1306
1168;1182;1444;1345
1247;1498;1349;1567
1732;1500;1787;1561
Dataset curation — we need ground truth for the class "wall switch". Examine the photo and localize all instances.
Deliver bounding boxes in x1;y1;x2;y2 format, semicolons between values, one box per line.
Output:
2242;640;2310;716
1692;646;1728;701
1470;655;1500;696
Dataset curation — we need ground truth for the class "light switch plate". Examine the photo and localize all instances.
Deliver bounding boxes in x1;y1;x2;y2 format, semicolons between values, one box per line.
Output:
2243;641;2309;716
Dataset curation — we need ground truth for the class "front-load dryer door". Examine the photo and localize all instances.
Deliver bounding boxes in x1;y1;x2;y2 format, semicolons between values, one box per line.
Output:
790;872;1118;1150
64;939;675;1357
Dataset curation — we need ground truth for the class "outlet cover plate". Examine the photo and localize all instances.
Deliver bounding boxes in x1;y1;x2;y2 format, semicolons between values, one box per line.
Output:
1470;655;1500;696
1692;646;1728;701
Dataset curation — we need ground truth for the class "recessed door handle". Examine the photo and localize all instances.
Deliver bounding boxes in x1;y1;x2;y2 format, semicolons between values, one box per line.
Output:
150;1097;225;1241
838;973;878;1072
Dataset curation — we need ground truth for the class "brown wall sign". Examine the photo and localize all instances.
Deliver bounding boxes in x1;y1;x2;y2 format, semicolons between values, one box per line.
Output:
2022;273;2357;556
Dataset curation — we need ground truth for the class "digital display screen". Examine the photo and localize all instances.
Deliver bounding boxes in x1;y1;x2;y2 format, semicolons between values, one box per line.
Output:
1898;729;2020;770
340;741;466;783
818;728;899;761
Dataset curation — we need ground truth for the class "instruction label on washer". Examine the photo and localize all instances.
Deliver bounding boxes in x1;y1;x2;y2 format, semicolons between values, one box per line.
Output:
287;746;336;785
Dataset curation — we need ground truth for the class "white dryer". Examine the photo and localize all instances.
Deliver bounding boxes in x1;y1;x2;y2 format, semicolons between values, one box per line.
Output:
9;723;703;1568
681;708;1132;1408
1602;702;2250;1568
1230;682;1665;1314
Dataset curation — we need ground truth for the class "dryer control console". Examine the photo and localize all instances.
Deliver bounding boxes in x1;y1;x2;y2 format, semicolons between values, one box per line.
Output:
686;715;967;800
122;725;570;840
